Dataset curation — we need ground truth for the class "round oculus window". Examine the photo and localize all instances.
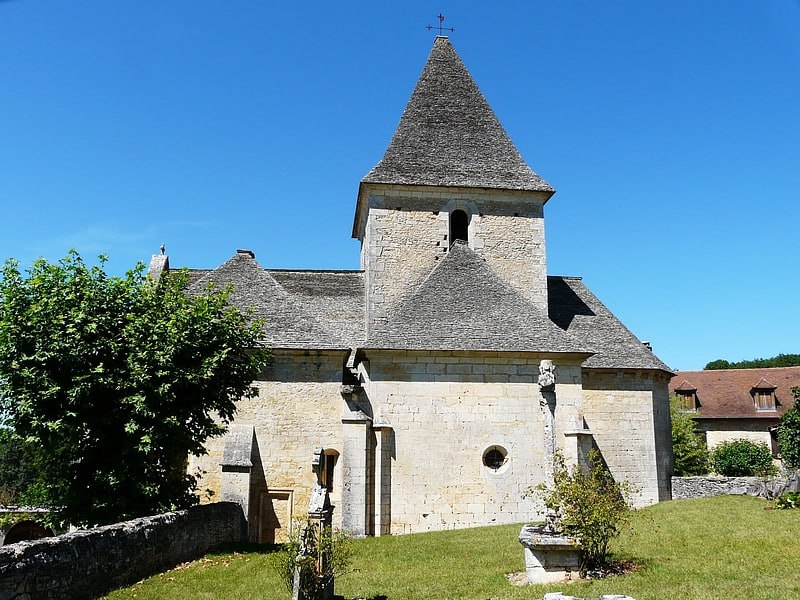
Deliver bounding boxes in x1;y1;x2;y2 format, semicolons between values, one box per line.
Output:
483;445;508;471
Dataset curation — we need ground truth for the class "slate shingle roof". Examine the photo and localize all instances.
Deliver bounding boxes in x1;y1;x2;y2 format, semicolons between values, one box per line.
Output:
269;269;365;349
360;36;553;193
547;276;672;372
668;367;800;419
187;251;353;350
367;241;590;354
176;250;670;372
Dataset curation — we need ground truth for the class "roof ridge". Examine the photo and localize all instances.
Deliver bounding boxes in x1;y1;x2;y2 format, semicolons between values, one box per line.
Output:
267;268;364;274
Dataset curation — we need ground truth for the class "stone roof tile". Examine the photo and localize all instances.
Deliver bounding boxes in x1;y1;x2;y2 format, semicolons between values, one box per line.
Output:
547;276;672;372
361;37;553;193
367;241;590;353
269;269;365;349
188;251;349;350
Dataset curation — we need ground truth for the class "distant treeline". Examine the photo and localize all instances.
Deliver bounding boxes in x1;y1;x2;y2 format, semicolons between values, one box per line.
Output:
704;353;800;370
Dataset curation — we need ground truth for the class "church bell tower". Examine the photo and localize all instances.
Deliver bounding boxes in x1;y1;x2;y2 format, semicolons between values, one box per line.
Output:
352;37;555;336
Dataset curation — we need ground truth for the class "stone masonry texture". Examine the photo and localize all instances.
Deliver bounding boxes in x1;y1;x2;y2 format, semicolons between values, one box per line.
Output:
0;502;244;600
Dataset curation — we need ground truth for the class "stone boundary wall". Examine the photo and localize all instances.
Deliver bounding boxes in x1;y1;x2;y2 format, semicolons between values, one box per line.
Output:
0;502;245;600
672;471;800;500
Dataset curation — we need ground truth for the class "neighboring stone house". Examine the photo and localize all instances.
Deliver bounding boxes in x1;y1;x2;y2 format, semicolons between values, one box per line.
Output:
670;366;800;454
150;36;673;542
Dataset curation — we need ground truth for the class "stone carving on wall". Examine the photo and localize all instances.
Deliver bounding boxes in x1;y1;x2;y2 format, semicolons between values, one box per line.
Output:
538;359;556;392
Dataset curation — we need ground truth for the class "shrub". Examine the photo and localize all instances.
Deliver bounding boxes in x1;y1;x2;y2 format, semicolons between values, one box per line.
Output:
670;396;709;476
709;439;778;477
775;491;800;509
276;519;352;599
529;450;636;571
777;387;800;469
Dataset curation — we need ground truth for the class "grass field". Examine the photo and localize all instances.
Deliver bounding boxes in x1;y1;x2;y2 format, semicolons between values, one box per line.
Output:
103;495;800;600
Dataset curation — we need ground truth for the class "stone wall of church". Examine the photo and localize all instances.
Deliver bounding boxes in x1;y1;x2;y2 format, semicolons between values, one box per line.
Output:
581;369;673;506
361;350;585;534
190;350;347;542
359;186;549;336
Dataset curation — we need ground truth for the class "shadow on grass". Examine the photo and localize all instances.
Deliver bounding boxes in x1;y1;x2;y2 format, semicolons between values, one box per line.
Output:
209;544;389;600
207;541;284;556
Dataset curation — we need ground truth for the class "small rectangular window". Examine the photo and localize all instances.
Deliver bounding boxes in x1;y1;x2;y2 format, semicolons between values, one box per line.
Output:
677;391;696;411
755;391;776;412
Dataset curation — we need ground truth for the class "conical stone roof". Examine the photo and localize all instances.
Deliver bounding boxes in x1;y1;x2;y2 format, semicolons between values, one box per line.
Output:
361;36;553;192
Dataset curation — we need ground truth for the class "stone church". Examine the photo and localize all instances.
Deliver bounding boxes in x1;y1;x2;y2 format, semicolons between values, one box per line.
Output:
150;37;673;542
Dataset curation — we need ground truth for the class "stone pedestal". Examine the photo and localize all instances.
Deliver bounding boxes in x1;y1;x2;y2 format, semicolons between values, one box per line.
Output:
519;525;582;584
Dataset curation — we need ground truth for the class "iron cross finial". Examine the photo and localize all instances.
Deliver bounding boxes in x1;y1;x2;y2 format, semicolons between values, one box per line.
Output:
426;13;455;35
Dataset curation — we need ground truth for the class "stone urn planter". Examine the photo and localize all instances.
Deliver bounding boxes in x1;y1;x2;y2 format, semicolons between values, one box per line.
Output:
518;523;582;583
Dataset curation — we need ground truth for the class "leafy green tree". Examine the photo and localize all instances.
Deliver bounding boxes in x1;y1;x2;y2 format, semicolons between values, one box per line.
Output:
705;354;800;370
0;428;43;505
709;439;778;477
0;251;270;526
704;359;732;370
777;387;800;469
670;396;709;476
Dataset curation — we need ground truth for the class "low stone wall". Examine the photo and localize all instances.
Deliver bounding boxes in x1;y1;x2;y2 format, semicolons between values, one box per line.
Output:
0;502;245;600
672;471;800;500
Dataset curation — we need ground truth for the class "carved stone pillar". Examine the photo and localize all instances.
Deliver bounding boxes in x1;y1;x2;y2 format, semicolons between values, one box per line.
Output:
538;360;557;487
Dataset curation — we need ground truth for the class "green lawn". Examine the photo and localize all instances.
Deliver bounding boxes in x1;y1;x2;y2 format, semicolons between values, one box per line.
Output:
103;495;800;600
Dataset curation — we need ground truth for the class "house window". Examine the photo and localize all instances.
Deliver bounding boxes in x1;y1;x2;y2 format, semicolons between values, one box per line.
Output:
449;209;469;245
754;390;776;412
676;390;697;411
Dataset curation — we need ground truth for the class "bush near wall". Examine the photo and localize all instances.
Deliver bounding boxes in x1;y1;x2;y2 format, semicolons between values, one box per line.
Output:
709;439;777;477
0;502;244;600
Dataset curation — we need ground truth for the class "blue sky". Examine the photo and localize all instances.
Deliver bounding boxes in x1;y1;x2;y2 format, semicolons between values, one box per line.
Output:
1;1;799;371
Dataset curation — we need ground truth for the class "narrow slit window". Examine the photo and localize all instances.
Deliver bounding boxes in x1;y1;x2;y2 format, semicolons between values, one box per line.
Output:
449;209;469;245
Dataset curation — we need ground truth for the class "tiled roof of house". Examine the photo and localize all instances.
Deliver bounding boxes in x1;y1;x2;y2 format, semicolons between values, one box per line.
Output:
360;37;553;193
673;379;697;392
669;367;800;418
366;241;590;353
547;276;673;372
